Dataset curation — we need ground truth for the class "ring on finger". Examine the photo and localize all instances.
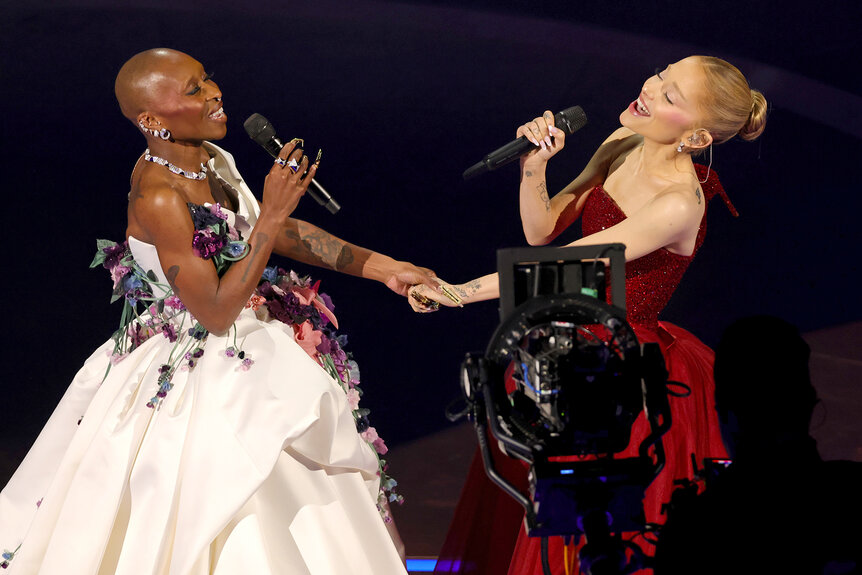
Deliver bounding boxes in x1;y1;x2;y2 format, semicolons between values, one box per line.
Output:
274;157;287;167
287;158;300;173
410;290;438;309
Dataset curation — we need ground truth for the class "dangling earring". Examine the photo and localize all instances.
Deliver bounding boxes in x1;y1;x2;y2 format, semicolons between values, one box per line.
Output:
158;128;172;140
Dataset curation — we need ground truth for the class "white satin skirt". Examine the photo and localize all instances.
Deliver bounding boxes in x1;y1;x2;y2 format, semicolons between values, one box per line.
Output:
0;308;406;574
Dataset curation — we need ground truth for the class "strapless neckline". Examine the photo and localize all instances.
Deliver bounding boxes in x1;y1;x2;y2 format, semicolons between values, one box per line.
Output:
591;185;695;261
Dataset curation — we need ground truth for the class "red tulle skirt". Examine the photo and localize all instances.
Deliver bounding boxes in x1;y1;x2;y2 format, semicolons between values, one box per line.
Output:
434;322;727;575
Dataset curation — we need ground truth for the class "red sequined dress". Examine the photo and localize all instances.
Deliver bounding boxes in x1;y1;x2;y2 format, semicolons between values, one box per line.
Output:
434;166;732;575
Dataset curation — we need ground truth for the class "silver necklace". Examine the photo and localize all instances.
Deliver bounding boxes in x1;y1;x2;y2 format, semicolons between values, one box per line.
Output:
144;149;208;181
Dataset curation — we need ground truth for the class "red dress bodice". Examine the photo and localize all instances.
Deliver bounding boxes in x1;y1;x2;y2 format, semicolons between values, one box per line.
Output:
581;165;729;329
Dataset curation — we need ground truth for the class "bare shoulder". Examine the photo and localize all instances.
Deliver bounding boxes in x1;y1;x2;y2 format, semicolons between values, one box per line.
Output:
128;175;193;243
651;180;705;221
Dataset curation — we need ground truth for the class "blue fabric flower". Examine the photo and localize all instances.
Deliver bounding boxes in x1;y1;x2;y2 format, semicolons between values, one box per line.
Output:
262;266;278;283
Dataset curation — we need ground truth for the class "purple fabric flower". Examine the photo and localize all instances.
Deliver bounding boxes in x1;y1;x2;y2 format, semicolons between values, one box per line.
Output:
316;334;333;355
127;323;153;348
165;296;185;311
161;323;178;342
210;203;229;221
188;203;224;229
192;229;224;259
319;292;335;314
102;242;127;271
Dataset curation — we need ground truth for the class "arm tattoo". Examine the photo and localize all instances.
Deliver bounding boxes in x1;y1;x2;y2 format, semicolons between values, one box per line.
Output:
525;170;533;178
695;188;702;205
455;279;482;298
284;222;353;271
336;246;355;269
166;265;181;296
241;232;269;282
537;182;551;212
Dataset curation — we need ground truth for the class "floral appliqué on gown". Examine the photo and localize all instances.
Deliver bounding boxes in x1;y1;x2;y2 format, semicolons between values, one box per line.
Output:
0;143;407;575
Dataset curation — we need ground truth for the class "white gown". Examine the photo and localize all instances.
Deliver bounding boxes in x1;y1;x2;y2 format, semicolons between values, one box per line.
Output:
0;143;407;575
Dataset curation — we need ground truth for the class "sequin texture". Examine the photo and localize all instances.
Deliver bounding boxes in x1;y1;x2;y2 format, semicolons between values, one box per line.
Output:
582;165;726;329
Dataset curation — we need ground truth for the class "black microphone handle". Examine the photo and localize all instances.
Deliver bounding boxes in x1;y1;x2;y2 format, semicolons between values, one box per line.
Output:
260;136;340;214
463;106;587;180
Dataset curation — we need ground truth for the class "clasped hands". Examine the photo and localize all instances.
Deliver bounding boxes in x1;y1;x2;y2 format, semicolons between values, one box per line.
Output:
408;279;463;313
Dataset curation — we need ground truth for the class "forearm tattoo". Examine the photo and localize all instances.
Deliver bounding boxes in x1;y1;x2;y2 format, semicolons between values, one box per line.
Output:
695;187;702;205
537;182;550;212
455;278;482;298
284;223;355;271
242;232;269;282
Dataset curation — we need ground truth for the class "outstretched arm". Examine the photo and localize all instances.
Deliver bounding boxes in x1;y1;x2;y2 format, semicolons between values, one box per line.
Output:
408;183;702;313
274;219;437;296
407;274;499;312
563;184;704;260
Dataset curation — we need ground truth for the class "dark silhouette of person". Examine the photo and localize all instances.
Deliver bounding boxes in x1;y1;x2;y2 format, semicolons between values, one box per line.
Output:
655;315;860;574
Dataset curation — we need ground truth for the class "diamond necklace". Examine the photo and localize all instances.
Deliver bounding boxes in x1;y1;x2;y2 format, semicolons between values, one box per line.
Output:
144;149;208;181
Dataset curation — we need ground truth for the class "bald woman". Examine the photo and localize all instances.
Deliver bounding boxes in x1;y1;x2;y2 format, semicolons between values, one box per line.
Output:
0;48;426;574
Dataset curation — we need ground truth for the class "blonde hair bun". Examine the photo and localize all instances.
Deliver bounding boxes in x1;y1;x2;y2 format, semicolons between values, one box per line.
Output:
738;89;768;141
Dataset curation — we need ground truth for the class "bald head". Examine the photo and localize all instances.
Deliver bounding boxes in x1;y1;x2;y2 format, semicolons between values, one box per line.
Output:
114;48;194;121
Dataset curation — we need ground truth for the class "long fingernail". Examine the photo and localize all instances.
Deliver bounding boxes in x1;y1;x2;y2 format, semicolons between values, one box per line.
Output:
315;149;322;165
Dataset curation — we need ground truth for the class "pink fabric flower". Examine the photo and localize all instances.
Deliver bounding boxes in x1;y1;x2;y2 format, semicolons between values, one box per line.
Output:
373;437;388;455
110;264;131;288
346;388;361;410
361;427;388;454
245;294;266;311
293;320;323;360
361;427;379;443
289;281;339;329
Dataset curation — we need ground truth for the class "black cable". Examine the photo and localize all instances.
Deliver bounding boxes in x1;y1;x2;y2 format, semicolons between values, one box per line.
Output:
665;380;692;397
541;537;553;575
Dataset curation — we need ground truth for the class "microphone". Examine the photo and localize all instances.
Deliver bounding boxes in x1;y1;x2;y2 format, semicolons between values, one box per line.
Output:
243;113;341;214
462;106;587;180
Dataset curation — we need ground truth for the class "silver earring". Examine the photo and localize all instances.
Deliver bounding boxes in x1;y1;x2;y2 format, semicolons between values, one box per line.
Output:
677;140;686;153
139;121;158;137
158;128;172;141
